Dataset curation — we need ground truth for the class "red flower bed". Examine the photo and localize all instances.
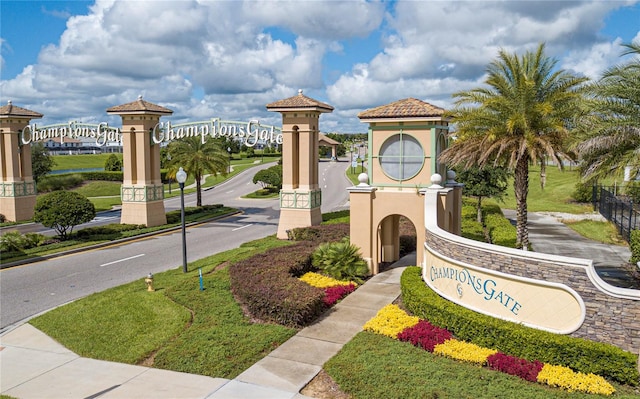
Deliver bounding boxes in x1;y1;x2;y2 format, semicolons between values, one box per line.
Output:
397;320;453;352
487;352;544;382
323;283;356;306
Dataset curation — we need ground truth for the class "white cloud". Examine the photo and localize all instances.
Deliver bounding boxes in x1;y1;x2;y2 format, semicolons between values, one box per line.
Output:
0;0;638;134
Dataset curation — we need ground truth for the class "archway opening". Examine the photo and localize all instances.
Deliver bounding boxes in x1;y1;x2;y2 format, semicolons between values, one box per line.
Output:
377;214;417;272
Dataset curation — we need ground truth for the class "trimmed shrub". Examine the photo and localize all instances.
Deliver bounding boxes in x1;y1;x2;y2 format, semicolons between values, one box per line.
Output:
400;266;639;385
37;174;84;192
572;179;596;203
289;223;350;243
397;320;452;352
80;171;123;181
229;242;326;327
487;352;543;382
630;230;640;264
165;204;223;224
485;213;517;248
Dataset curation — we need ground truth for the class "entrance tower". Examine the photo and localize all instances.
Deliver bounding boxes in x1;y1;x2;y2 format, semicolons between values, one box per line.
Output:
349;98;449;274
0;101;42;222
107;96;172;227
266;90;333;239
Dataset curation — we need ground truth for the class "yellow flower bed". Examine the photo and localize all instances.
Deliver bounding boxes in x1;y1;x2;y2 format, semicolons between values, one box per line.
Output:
299;272;355;288
537;364;615;396
363;304;420;338
433;339;498;365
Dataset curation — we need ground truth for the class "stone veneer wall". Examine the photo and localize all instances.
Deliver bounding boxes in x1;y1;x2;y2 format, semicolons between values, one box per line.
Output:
424;228;640;354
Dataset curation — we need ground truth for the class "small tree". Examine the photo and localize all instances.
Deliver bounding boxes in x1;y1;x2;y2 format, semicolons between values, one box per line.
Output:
31;142;55;183
455;165;509;224
252;165;282;190
34;191;96;240
104;154;122;171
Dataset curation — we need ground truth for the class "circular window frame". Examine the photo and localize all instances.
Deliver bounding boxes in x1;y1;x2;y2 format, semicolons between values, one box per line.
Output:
378;133;425;181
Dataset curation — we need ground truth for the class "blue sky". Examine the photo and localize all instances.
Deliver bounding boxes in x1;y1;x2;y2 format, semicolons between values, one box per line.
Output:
1;0;639;133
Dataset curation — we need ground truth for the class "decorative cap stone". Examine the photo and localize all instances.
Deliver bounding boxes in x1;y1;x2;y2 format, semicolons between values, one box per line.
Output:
107;96;173;115
266;90;334;113
430;173;443;188
357;173;369;186
358;97;445;119
0;100;43;118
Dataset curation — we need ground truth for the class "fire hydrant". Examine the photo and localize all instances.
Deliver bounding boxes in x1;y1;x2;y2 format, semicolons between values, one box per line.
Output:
145;273;155;292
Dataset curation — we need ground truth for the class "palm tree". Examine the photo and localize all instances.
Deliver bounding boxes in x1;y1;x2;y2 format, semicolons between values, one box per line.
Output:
167;136;229;206
574;41;640;181
440;43;588;249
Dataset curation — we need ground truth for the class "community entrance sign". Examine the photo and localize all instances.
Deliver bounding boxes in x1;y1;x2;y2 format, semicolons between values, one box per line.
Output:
20;119;283;148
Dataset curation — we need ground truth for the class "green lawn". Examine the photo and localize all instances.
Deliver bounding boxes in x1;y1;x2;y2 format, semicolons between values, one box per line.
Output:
30;235;296;378
497;165;593;213
51;154;120;170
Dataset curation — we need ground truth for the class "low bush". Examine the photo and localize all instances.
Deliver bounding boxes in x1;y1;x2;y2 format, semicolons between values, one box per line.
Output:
76;224;146;238
401;266;639;385
397;320;452;352
288;223;350;243
487;352;544;382
165;204;223;224
485;213;518;248
80;171;124;181
630;230;640;264
37;174;84;192
229;242;326;327
572;179;596;203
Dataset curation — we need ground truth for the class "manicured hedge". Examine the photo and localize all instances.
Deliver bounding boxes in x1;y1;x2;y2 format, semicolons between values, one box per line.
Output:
630;230;640;264
485;213;518;248
80;171;123;181
165;204;223;224
229;223;351;327
401;266;639;386
229;242;325;327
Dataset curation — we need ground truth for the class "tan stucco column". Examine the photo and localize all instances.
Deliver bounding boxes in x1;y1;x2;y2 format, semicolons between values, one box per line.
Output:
266;90;333;239
348;174;378;274
107;97;172;227
0;101;42;222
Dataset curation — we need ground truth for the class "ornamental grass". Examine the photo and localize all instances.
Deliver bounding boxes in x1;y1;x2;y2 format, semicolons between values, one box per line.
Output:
362;304;420;339
363;305;616;395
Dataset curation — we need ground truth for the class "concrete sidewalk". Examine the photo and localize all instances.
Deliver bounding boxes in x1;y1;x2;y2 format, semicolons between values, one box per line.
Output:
0;256;412;399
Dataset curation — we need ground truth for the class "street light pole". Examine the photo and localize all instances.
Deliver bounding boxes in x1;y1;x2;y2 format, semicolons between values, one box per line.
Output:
176;167;188;273
227;147;232;174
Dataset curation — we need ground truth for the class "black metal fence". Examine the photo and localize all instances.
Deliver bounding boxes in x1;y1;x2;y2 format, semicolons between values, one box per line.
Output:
593;185;639;242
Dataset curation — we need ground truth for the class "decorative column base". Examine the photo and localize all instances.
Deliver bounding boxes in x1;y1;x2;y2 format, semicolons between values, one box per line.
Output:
0;181;37;222
120;184;166;227
277;189;322;239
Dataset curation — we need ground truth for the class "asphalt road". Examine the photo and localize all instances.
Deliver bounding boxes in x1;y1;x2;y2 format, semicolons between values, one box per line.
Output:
0;159;353;332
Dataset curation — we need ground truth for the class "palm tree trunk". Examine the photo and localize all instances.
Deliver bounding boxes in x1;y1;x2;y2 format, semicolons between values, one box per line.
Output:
476;196;483;224
514;155;530;250
196;173;203;207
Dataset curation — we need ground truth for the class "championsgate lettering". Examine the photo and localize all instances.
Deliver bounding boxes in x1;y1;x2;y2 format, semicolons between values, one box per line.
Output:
21;122;121;146
152;120;283;147
429;266;523;315
20;119;283;148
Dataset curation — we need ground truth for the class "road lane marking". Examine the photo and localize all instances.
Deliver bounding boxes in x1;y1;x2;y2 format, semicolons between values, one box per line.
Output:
100;254;145;267
232;224;253;231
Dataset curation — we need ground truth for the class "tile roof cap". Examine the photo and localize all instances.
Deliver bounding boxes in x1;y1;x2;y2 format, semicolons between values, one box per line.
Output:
107;95;173;114
0;100;43;118
266;89;334;112
358;98;445;119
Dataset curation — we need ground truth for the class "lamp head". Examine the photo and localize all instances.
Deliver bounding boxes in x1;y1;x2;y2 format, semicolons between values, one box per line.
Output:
176;167;187;184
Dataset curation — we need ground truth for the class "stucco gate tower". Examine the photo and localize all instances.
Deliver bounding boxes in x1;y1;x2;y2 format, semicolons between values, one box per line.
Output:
267;90;334;239
107;96;173;227
349;98;450;275
0;101;42;222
